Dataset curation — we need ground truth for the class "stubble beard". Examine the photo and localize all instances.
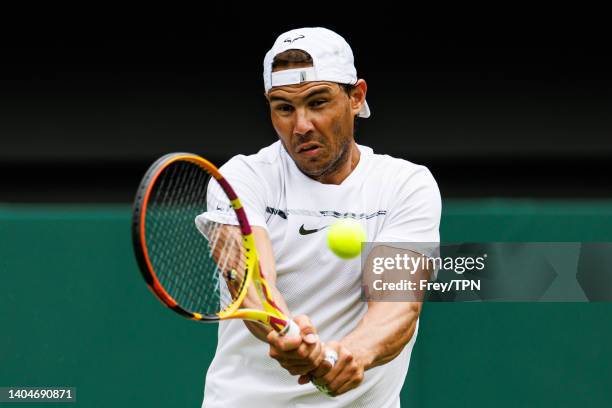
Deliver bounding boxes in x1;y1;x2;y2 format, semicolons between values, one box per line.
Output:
296;136;352;179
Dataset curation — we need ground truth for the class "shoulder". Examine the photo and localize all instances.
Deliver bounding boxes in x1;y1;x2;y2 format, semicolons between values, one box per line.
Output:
220;141;283;177
360;145;439;193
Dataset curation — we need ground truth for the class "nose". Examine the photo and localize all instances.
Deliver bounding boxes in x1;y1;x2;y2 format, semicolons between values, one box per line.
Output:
293;108;315;137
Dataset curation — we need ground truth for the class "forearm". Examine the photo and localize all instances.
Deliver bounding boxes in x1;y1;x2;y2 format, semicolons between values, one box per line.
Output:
340;301;421;370
243;226;292;342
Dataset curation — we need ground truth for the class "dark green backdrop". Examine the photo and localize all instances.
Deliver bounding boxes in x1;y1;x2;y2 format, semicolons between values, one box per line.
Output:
1;200;611;407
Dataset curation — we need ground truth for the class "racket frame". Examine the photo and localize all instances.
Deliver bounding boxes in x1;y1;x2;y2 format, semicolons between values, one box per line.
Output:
132;153;291;332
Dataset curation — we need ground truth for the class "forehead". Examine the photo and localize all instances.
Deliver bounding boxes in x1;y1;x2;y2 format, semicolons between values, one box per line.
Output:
267;81;342;100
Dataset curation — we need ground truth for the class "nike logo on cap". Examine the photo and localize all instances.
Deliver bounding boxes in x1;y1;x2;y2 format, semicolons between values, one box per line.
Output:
299;224;328;235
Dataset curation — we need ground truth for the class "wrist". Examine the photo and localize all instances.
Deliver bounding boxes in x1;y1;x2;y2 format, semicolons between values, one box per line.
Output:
339;339;376;371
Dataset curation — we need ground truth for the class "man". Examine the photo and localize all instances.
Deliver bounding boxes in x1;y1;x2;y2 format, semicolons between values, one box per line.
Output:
201;27;441;407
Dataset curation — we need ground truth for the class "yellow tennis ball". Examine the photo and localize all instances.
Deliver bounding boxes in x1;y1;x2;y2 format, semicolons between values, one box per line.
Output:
327;219;366;259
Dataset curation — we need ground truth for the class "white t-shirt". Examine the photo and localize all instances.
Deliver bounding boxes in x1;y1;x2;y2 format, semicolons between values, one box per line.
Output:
200;141;441;408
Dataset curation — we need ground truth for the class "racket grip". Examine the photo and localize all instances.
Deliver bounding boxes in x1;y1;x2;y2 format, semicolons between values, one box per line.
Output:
323;349;338;366
313;349;338;396
280;319;301;337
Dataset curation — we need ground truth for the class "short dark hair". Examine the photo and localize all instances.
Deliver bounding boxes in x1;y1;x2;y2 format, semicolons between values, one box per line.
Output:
272;49;313;70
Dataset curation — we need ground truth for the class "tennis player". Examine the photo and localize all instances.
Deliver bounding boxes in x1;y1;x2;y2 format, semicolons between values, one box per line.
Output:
201;27;441;407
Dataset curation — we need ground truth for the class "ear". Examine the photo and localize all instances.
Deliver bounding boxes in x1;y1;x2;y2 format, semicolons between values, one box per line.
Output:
349;79;367;117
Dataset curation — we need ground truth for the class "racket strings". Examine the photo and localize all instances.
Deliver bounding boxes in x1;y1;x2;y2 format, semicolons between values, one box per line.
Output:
144;160;247;315
200;221;246;308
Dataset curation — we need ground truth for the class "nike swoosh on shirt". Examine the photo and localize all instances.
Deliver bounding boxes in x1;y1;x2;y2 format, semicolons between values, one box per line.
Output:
299;225;329;235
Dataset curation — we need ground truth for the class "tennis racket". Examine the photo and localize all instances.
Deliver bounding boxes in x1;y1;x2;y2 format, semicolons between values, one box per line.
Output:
132;152;336;394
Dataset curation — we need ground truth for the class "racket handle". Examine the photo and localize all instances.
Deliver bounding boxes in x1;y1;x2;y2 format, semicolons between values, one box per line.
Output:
323;349;338;366
313;349;338;396
280;319;301;337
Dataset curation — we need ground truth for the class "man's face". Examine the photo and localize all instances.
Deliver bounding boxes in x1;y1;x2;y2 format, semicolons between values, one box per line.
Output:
267;81;357;179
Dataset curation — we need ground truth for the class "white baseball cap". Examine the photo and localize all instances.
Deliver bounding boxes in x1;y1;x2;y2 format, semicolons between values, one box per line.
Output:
263;27;371;118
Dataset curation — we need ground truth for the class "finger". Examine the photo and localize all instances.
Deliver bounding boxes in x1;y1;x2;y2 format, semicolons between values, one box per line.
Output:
303;332;319;344
307;347;331;379
327;355;358;395
293;315;318;344
307;340;324;367
298;345;333;386
282;361;317;370
296;343;329;376
283;363;317;376
279;337;319;361
335;374;364;396
288;340;321;374
318;345;348;386
273;347;317;363
280;345;318;364
266;329;279;345
269;341;306;364
269;322;302;346
287;365;319;376
270;335;303;352
309;358;333;378
328;370;352;395
276;339;320;364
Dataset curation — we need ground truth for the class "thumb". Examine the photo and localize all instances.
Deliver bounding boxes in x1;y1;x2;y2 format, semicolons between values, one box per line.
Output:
293;315;318;344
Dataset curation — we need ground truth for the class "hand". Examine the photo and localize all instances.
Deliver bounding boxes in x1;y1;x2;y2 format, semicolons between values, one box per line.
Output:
308;341;366;396
267;315;326;377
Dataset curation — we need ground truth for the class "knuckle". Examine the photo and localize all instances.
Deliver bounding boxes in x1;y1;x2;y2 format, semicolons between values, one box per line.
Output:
313;365;327;377
319;374;331;384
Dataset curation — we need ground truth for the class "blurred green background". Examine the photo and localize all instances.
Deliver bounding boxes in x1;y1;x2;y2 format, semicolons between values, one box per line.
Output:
2;200;611;407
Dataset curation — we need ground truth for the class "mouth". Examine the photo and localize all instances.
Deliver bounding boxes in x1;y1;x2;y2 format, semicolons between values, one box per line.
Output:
296;142;323;156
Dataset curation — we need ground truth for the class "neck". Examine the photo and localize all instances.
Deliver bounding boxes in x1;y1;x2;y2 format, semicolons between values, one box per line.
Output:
315;142;361;185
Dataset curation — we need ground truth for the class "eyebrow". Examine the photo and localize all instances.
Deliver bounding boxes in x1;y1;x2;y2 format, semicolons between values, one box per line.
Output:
269;88;333;103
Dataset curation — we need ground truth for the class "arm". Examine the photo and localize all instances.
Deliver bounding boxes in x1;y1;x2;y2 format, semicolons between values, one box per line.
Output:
202;160;292;341
346;245;430;369
242;226;291;342
245;226;328;377
204;159;327;375
207;220;325;376
310;167;441;395
341;300;421;370
310;246;430;396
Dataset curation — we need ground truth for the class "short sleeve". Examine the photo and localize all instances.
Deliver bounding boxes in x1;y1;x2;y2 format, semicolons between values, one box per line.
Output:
195;156;269;232
375;166;441;256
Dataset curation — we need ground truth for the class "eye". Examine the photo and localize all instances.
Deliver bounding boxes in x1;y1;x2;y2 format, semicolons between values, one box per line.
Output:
310;99;327;108
274;104;294;113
